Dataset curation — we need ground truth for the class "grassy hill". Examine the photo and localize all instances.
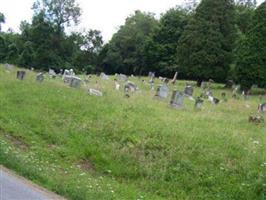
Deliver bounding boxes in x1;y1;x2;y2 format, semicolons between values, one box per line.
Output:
0;65;265;200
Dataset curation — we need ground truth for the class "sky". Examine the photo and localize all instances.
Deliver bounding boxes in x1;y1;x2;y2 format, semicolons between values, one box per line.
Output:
0;0;264;42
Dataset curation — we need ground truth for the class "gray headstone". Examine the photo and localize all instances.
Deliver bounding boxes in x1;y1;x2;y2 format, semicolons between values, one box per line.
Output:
70;77;82;88
125;82;137;92
89;89;103;97
170;90;184;109
36;73;44;82
16;71;26;80
258;103;266;113
155;84;169;98
184;86;194;97
100;72;109;80
119;74;128;81
195;97;204;109
5;64;13;71
49;69;57;78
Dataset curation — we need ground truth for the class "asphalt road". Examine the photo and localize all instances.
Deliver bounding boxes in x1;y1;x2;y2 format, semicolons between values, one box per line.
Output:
0;166;64;200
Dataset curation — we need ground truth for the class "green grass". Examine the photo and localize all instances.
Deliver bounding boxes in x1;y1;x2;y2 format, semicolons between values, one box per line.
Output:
0;65;265;200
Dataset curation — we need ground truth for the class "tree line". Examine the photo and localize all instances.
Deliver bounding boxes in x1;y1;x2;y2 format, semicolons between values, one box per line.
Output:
0;0;265;90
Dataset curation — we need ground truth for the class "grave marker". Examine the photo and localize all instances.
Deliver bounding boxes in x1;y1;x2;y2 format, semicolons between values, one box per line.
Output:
170;90;184;109
36;73;44;82
16;71;26;80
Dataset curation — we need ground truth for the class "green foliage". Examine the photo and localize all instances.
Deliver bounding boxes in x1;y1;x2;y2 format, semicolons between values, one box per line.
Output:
32;0;81;33
144;8;189;77
177;0;236;84
0;12;5;32
102;11;159;75
235;2;266;90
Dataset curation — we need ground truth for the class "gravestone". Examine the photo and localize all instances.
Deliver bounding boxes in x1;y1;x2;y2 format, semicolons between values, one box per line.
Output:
119;74;128;81
170;72;178;84
63;75;73;83
125;82;137;92
258;103;266;113
225;80;234;88
70;77;82;88
36;73;44;82
100;72;109;80
148;72;155;79
16;71;26;80
184;85;194;97
208;96;220;105
195;97;204;109
201;82;208;90
5;64;13;71
89;88;103;97
170;90;184;109
114;80;120;90
49;69;57;78
155;84;169;98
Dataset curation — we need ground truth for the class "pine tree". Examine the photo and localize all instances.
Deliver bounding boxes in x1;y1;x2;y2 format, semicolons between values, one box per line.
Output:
177;0;236;85
235;1;266;90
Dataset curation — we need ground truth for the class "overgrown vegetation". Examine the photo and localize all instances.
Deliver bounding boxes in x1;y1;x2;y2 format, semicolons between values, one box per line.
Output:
0;66;265;199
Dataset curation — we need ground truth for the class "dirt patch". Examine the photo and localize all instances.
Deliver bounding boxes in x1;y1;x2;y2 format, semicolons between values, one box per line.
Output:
79;159;96;172
5;134;29;151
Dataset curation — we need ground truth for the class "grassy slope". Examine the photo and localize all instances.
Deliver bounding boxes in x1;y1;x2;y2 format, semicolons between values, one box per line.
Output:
0;65;265;200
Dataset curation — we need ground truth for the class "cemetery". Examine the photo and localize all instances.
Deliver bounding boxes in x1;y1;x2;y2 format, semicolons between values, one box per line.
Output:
0;0;266;199
0;64;265;200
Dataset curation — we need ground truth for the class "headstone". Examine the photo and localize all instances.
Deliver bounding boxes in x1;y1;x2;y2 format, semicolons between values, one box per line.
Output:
213;97;220;105
201;82;208;90
225;80;234;88
124;87;130;98
63;75;73;83
89;89;103;97
5;64;13;71
195;97;204;109
258;103;266;113
170;72;178;84
125;82;137;92
70;77;82;88
155;84;169;98
119;74;128;81
148;72;155;79
49;69;57;78
16;71;26;80
100;72;109;80
36;73;44;82
184;85;194;97
115;80;120;91
208;96;219;104
170;90;184;109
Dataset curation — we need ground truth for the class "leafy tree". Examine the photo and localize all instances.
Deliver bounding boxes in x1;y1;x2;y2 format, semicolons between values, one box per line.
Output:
235;0;257;7
33;0;81;33
144;8;189;76
0;35;6;62
235;1;266;90
0;12;5;32
177;0;236;85
102;11;159;75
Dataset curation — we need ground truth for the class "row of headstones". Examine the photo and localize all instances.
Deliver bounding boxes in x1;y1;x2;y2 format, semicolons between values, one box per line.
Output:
15;68;266;112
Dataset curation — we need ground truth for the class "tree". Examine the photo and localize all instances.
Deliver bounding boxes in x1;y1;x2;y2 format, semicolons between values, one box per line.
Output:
235;0;257;7
102;11;159;75
32;0;81;33
177;0;236;85
0;12;5;32
235;2;266;90
144;8;189;77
